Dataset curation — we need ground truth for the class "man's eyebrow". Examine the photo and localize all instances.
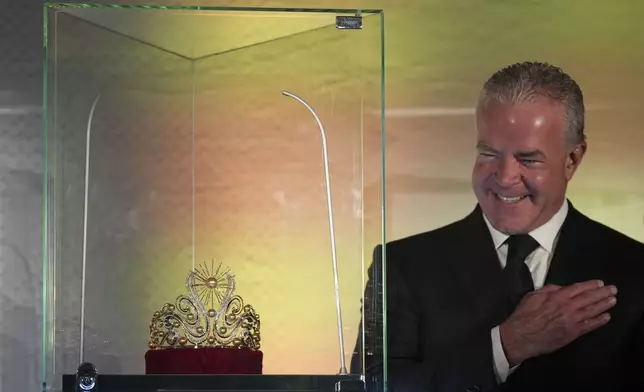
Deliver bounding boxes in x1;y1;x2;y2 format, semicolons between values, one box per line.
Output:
476;142;497;152
516;149;546;158
476;143;546;159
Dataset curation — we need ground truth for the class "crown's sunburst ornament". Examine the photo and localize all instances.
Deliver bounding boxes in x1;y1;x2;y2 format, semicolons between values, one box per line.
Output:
192;262;232;317
148;261;260;351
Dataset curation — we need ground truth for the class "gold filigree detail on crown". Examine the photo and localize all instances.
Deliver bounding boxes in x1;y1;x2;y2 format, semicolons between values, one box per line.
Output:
148;261;260;351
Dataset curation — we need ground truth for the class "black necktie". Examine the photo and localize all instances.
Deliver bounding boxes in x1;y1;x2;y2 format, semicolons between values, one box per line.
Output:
504;234;539;310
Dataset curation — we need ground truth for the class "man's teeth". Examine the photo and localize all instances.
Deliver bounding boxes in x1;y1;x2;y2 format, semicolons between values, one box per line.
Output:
498;195;525;202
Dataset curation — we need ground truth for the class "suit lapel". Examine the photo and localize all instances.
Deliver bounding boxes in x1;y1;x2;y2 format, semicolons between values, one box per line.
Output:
544;203;602;285
457;205;508;323
463;205;504;272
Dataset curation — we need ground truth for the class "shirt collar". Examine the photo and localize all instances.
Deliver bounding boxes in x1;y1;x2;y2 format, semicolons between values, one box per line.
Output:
483;200;569;252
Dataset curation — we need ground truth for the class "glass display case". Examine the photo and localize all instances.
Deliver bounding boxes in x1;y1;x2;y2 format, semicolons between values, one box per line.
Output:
43;4;386;392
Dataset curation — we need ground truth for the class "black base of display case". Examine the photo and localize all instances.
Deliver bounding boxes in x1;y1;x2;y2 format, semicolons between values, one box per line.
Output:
62;373;367;392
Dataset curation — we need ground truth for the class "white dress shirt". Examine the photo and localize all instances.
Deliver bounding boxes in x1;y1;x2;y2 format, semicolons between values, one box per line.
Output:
482;200;569;383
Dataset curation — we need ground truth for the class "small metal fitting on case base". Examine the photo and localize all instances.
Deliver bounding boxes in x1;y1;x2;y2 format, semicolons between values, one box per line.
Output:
76;362;98;392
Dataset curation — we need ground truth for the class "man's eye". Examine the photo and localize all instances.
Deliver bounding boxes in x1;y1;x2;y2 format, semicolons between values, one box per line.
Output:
520;158;540;164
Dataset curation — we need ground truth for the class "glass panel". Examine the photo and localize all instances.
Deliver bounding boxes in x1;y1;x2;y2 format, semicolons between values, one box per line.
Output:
44;4;385;392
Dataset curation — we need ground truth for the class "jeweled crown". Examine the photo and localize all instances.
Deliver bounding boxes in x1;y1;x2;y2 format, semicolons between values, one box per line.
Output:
148;261;261;350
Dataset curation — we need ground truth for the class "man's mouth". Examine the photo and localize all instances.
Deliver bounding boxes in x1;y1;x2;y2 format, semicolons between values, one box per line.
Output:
495;193;529;203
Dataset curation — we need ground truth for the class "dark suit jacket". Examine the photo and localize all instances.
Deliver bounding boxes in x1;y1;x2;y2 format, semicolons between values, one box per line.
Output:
352;202;644;392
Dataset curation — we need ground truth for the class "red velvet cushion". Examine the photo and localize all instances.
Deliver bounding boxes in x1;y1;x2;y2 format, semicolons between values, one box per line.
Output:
145;347;263;375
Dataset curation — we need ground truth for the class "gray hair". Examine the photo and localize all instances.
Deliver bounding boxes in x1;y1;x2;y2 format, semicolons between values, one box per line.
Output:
477;61;586;146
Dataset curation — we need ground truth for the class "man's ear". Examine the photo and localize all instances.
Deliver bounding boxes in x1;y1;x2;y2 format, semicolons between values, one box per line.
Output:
565;141;586;180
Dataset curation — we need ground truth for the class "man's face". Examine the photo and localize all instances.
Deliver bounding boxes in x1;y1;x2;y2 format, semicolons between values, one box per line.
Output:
471;98;586;234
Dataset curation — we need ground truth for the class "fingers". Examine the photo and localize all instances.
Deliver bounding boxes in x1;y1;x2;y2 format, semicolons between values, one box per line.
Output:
578;312;612;335
533;280;616;335
558;280;617;331
576;294;616;322
577;284;616;310
558;280;606;298
571;284;617;310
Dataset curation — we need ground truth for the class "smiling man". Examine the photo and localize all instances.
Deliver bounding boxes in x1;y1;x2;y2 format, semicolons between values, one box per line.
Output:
352;62;644;392
472;92;583;236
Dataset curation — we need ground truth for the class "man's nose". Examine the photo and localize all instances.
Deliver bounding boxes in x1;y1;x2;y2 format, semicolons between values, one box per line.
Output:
495;158;521;186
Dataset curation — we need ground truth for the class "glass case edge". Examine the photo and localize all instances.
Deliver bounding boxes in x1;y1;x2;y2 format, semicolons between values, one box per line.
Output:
379;11;388;392
43;2;383;14
42;5;51;392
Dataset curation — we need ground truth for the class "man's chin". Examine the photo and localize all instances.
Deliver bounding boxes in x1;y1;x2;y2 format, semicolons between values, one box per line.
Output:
479;197;539;232
496;225;529;235
488;216;535;235
483;208;534;234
